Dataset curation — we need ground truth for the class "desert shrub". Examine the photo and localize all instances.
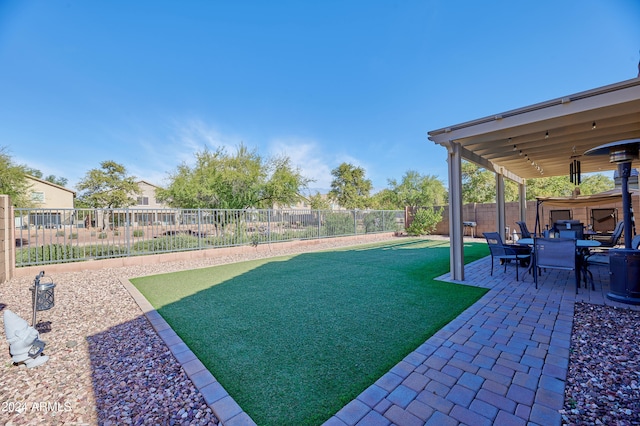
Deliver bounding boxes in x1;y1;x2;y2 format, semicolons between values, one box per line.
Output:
132;234;200;253
98;232;108;239
133;229;144;237
321;212;354;237
406;207;442;236
68;233;78;239
16;244;85;264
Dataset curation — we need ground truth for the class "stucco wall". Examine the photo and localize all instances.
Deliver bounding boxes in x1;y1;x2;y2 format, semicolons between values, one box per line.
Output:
27;177;75;209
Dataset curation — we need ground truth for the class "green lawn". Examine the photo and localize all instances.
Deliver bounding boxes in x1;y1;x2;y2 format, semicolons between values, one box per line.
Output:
131;238;489;425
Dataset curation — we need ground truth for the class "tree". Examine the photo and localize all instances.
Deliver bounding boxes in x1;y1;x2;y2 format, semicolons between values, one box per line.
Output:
387;170;447;209
25;167;69;187
462;161;615;202
328;163;372;209
44;175;69;187
157;145;310;210
308;192;330;210
24;167;43;179
0;147;33;207
76;161;141;208
461;161;519;203
369;188;399;210
568;174;613;195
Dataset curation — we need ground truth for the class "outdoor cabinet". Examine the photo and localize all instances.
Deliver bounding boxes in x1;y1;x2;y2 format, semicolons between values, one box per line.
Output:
608;249;640;305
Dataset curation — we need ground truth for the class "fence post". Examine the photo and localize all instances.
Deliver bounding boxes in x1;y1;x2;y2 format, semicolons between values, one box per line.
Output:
198;208;202;249
267;209;272;244
318;210;321;238
354;210;357;235
125;207;131;256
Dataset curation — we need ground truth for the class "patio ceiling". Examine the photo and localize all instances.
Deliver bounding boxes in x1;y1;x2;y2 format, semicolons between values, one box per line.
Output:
428;77;640;182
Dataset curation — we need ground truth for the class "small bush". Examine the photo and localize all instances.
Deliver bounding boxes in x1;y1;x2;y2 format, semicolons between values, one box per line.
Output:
98;232;108;239
56;230;65;237
407;207;442;236
321;212;354;237
68;233;78;240
133;229;144;237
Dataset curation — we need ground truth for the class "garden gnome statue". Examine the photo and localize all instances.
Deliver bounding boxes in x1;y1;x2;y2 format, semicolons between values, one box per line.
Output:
3;309;49;368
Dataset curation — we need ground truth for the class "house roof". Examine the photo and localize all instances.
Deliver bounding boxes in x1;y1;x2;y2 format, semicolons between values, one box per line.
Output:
25;175;76;195
428;77;640;183
137;180;163;189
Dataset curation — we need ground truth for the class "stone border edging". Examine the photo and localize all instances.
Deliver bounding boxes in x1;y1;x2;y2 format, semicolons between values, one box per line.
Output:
119;277;257;426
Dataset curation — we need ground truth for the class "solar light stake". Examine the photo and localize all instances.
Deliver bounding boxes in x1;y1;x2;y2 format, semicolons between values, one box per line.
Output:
30;271;56;327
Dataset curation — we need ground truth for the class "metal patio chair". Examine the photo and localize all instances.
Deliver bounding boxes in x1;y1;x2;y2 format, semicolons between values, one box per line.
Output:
534;238;579;293
483;232;531;281
516;221;532;239
598;220;624;248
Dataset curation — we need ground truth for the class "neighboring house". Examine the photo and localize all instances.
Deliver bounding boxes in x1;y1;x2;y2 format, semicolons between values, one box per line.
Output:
135;180;169;209
19;175;76;228
26;175;75;209
130;180;176;226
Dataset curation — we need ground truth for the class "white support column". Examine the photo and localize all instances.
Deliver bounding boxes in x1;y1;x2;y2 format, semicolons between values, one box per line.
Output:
519;182;527;222
447;142;464;281
496;172;506;241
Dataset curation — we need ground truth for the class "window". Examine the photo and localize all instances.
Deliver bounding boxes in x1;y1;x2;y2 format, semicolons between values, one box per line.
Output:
31;192;45;203
137;197;149;205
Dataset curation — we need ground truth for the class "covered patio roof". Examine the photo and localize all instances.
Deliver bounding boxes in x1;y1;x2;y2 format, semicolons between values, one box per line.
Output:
428;77;640;281
429;78;640;183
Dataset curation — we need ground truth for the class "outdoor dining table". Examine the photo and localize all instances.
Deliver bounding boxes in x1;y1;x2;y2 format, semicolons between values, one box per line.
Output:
517;237;601;288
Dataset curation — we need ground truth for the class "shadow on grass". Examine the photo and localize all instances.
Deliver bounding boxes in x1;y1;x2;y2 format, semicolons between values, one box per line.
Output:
130;238;489;425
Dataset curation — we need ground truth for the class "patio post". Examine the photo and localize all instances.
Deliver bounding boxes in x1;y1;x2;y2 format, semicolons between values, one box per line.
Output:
495;172;506;241
446;141;464;281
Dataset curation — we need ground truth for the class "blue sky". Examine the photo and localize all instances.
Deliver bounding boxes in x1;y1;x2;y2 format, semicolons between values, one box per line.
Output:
1;1;639;193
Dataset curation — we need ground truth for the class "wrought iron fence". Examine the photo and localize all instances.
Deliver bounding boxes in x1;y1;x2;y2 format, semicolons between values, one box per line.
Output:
14;207;404;267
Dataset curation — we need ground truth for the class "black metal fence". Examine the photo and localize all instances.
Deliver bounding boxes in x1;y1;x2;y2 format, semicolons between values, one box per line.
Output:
14;207;404;267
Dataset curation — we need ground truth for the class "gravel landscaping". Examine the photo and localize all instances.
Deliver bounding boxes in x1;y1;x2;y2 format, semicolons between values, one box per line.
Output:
562;302;640;426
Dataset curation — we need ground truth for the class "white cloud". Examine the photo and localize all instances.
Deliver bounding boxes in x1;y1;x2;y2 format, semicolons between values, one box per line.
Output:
268;138;333;190
129;118;246;187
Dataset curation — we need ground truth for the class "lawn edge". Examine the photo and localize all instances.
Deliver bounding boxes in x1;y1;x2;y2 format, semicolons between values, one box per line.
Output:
119;277;258;426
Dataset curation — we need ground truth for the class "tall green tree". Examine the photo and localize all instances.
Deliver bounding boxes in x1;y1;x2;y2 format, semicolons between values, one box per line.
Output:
387;170;447;208
308;192;330;210
328;163;372;209
0;147;33;207
157;145;310;209
369;188;399;210
76;161;141;208
462;161;519;203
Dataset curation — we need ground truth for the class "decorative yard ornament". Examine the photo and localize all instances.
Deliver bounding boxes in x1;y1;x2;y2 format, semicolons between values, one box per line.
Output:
3;309;49;368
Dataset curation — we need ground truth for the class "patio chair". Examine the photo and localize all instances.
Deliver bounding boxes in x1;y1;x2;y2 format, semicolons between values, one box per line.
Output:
483;232;531;281
598;220;624;248
534;238;579;293
516;221;532;239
